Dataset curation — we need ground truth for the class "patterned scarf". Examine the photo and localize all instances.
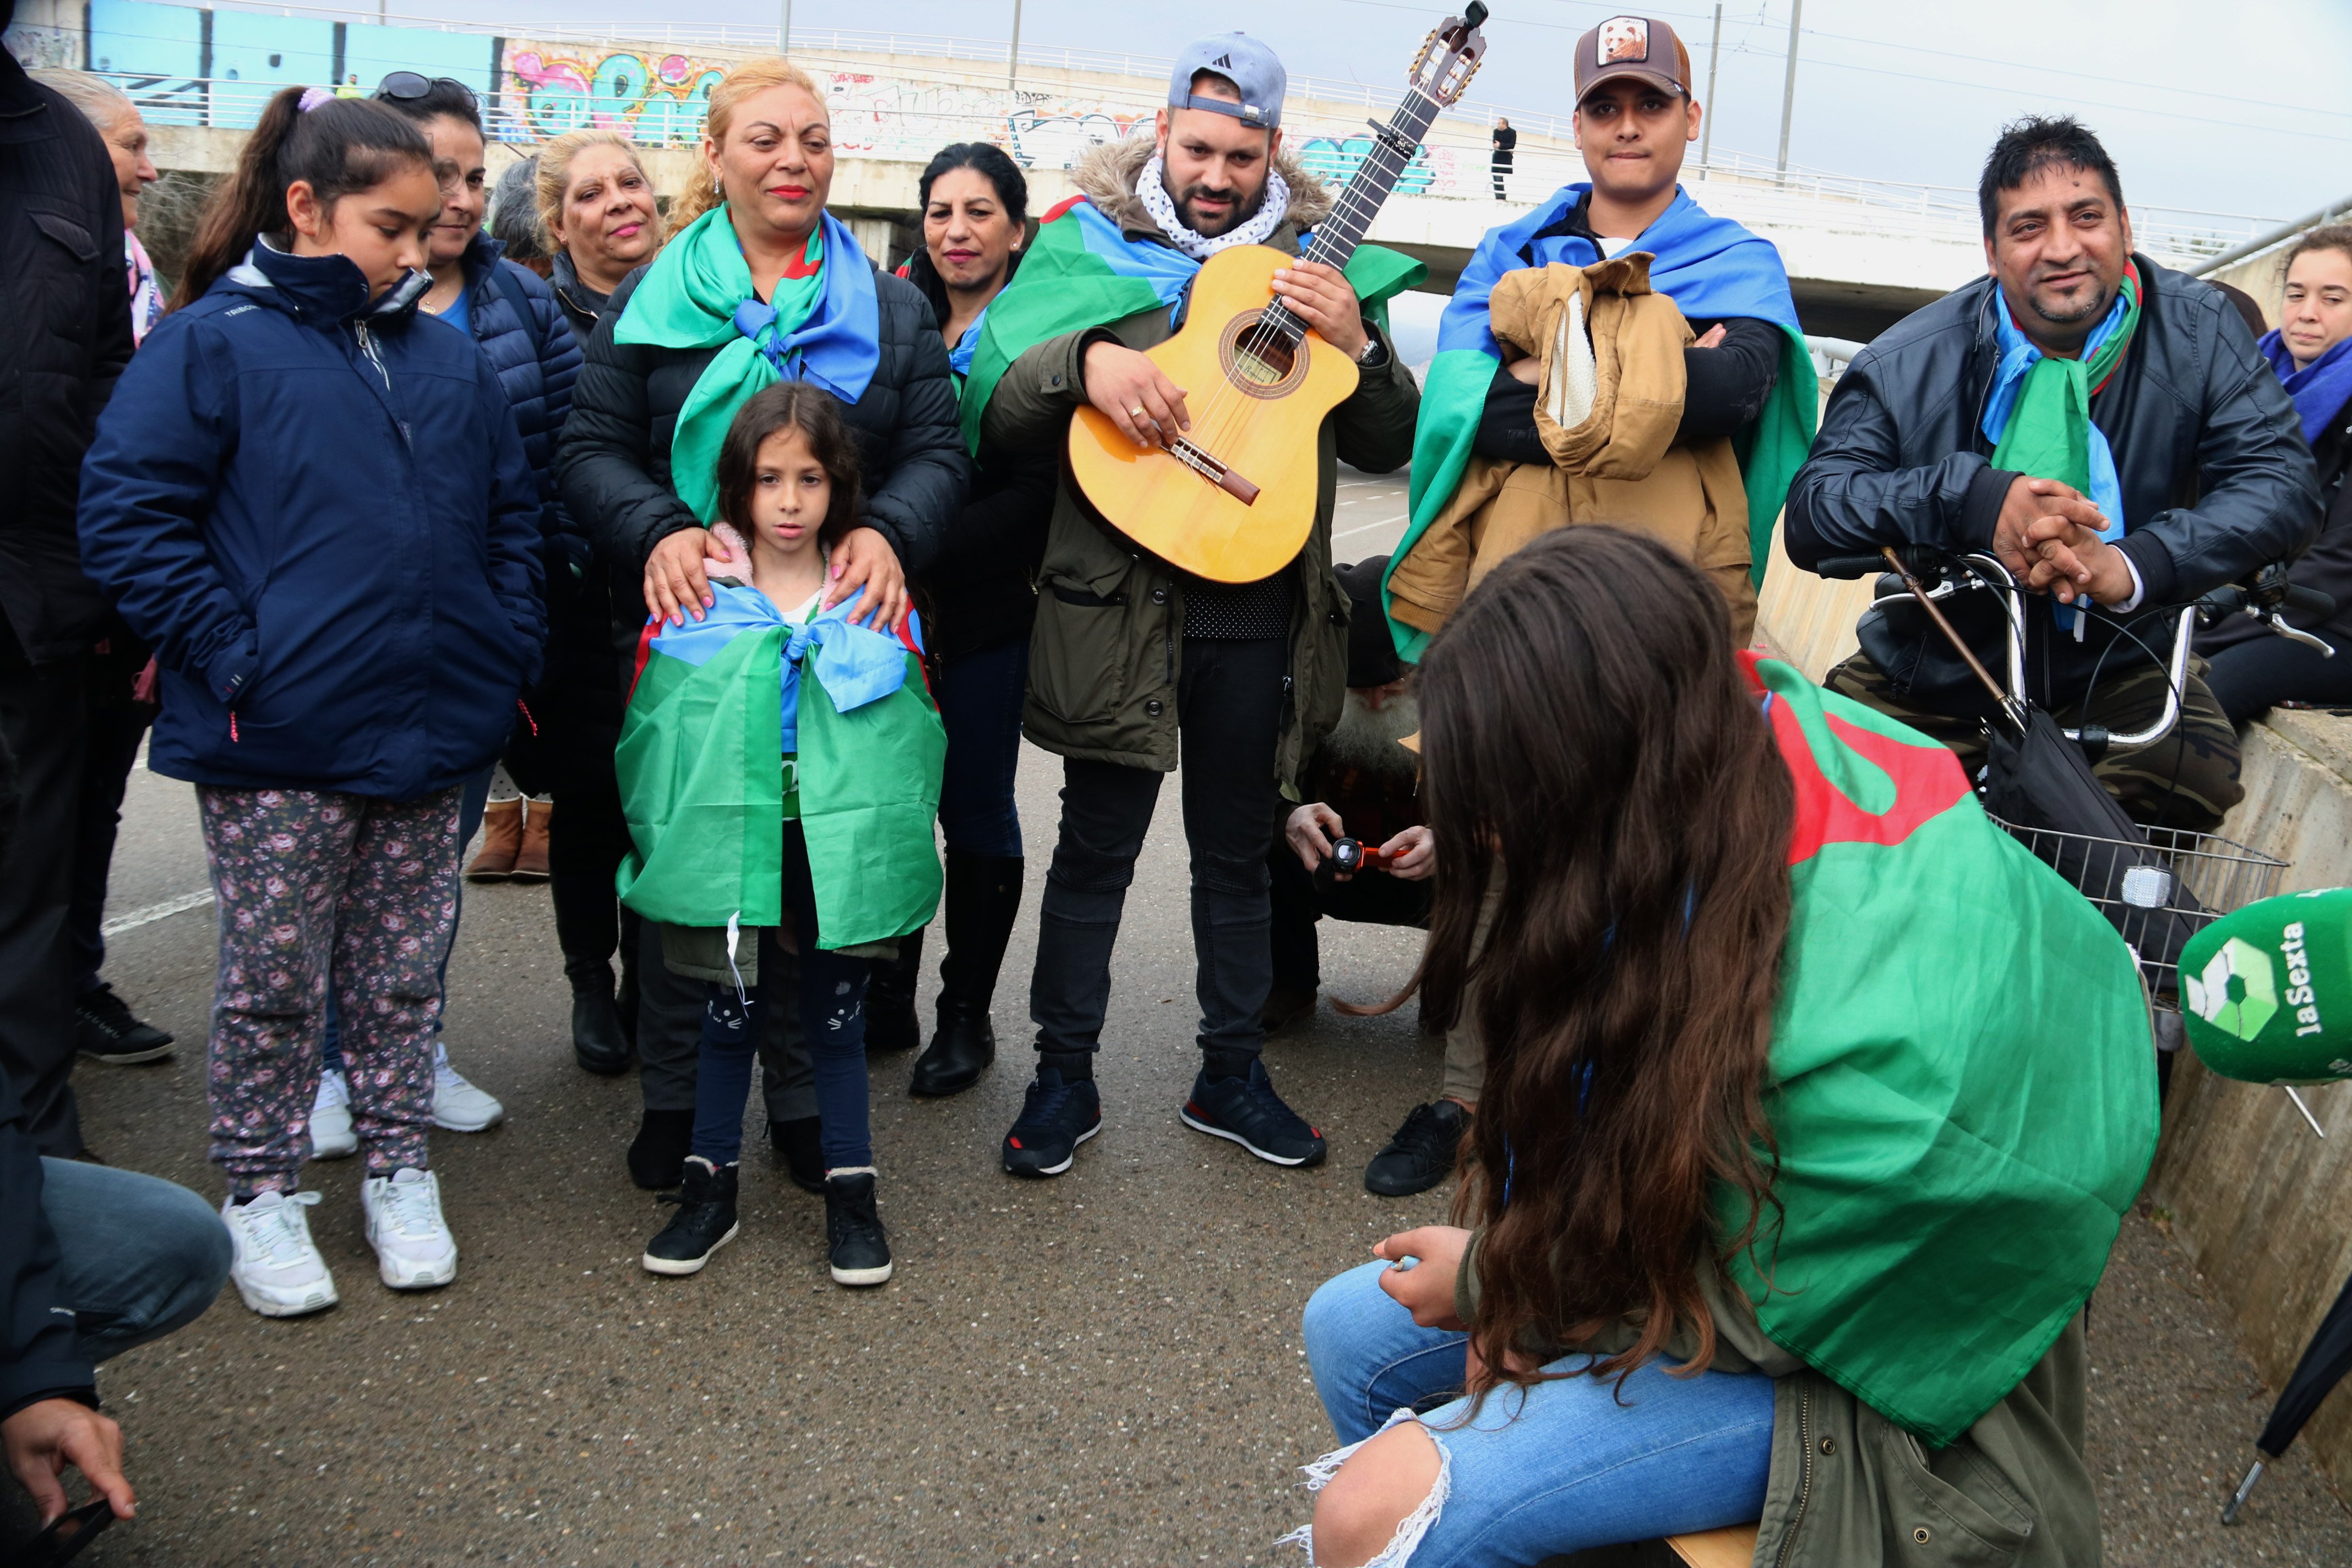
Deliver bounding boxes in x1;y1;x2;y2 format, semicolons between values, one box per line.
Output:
1133;153;1291;260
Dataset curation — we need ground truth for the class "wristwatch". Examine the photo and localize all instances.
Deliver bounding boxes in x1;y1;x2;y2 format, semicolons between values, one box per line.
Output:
1353;331;1389;369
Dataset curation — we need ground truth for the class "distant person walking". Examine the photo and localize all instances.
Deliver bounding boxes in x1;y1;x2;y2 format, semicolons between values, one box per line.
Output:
28;70;176;1072
0;38;135;1161
77;88;546;1318
1489;115;1514;199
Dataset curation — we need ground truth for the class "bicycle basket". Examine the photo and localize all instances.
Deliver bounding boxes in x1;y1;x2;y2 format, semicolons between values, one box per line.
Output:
1989;817;2288;1009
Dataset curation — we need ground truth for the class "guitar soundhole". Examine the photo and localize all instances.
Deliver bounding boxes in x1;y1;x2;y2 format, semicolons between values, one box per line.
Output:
1219;312;1308;400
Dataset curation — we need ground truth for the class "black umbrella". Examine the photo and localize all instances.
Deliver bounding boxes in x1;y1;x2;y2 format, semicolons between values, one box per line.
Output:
2223;1268;2352;1523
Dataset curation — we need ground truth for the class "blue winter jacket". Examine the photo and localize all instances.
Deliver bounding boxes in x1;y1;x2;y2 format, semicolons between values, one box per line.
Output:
77;242;546;798
455;231;584;577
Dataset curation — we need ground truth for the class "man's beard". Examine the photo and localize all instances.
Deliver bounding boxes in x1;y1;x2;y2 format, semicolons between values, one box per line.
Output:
1169;176;1264;238
2026;275;2115;327
1317;688;1422;776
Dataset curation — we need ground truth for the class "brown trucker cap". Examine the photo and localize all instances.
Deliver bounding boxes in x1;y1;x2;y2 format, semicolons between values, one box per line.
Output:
1574;15;1693;102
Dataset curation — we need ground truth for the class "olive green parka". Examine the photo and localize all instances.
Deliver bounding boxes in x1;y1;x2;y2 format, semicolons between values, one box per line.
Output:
977;138;1422;796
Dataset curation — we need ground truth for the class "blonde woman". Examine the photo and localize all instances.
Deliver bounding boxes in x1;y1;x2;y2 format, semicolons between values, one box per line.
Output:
537;127;664;341
553;58;967;1198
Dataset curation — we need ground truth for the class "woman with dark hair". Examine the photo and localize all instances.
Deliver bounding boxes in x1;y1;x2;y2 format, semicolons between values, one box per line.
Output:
79;86;544;1316
1293;528;2156;1567
871;142;1055;1097
556;57;967;1190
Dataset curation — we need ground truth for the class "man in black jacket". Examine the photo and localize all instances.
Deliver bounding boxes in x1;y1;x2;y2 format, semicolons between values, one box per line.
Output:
1787;117;2319;829
0;13;137;1157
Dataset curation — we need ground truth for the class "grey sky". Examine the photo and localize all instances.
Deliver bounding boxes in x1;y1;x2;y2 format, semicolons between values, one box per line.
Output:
469;0;2350;222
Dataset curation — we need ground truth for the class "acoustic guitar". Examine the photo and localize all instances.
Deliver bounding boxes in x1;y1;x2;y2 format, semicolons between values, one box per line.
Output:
1065;4;1488;584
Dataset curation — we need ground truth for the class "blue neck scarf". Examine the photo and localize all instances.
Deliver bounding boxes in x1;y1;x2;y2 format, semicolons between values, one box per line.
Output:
2259;329;2352;445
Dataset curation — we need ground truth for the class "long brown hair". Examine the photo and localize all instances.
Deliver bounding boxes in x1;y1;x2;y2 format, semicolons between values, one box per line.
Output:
173;88;431;309
1415;527;1794;1391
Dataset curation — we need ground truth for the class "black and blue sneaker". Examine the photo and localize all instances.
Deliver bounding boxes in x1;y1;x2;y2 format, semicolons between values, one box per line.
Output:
1001;1068;1103;1178
1181;1058;1327;1168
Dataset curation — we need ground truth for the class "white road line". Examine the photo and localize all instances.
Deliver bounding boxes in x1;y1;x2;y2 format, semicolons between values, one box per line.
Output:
1335;514;1408;540
100;889;215;938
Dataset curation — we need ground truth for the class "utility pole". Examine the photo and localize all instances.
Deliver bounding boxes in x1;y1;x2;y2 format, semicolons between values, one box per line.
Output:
780;0;791;54
1774;0;1802;182
1698;2;1721;172
1009;0;1023;91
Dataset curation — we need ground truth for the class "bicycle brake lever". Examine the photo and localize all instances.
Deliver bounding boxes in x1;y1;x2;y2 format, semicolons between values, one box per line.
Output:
2269;615;2336;657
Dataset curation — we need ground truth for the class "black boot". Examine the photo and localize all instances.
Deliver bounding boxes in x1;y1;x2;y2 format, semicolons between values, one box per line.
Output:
767;1115;826;1195
864;928;924;1054
628;1108;695;1190
910;853;1023;1098
570;963;633;1076
641;1156;739;1276
824;1170;893;1286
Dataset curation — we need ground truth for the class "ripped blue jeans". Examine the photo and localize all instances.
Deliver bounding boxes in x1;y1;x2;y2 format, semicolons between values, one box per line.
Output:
1296;1261;1774;1566
690;824;873;1171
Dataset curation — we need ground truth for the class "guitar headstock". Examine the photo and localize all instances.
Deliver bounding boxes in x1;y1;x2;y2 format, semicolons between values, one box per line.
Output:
1409;2;1489;106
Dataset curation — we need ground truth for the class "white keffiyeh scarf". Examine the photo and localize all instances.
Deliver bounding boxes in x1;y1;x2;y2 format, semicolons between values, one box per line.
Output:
1135;153;1292;260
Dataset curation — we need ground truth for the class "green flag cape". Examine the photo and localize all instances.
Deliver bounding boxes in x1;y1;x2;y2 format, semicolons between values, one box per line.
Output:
612;207;879;524
957;193;1427;454
1386;187;1818;662
1983;260;2141;524
614;587;944;949
1730;654;2156;1444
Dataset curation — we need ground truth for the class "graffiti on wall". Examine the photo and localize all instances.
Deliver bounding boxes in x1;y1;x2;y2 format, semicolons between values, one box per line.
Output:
503;42;727;144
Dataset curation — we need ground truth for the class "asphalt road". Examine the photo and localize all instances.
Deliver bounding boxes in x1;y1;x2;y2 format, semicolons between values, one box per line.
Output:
28;472;2352;1566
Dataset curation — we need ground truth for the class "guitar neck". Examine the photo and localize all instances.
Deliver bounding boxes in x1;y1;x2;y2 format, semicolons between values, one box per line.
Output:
1262;89;1443;342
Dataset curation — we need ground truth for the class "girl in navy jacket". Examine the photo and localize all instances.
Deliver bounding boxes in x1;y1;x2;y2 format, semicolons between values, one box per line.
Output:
77;87;545;1321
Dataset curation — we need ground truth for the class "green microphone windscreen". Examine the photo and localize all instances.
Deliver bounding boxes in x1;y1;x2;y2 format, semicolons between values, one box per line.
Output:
2179;888;2352;1085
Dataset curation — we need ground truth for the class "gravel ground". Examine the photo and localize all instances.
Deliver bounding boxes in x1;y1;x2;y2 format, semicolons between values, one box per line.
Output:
15;469;2348;1563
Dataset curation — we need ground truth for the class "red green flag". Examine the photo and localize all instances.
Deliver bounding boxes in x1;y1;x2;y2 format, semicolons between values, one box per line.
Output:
1728;654;2157;1444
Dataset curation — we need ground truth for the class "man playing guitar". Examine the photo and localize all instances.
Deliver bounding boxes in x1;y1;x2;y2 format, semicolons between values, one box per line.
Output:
976;32;1420;1179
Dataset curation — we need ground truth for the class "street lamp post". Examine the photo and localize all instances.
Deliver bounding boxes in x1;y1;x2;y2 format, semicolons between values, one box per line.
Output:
780;0;792;54
1009;0;1023;91
1775;0;1803;183
1698;2;1721;172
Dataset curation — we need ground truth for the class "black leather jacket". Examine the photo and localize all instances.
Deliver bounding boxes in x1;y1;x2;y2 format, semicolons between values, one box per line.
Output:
1787;257;2320;720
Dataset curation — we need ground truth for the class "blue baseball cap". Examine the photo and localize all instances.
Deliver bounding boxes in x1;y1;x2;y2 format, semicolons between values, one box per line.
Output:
1167;32;1286;130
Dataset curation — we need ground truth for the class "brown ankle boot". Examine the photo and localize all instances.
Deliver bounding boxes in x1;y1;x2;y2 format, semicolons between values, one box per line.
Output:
512;798;552;882
467;798;524;881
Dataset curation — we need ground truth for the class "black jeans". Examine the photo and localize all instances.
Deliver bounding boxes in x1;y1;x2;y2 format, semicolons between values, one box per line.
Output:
545;709;639;983
68;699;151;995
0;633;87;1156
2203;626;2352;726
1030;636;1287;1061
1267;825;1434;994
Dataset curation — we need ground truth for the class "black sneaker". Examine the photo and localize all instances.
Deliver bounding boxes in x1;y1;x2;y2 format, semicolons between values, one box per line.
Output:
1181;1058;1327;1167
641;1157;739;1276
75;984;175;1065
768;1115;826;1195
824;1171;893;1286
1363;1100;1472;1197
1001;1069;1102;1178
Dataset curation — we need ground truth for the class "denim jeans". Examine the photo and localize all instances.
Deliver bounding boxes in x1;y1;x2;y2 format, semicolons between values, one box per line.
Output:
690;825;872;1170
40;1158;231;1363
1298;1262;1774;1565
323;765;493;1072
1028;635;1287;1061
937;636;1029;859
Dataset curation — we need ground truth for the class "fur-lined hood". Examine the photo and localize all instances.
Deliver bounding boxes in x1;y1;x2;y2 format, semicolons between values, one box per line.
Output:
1069;134;1334;242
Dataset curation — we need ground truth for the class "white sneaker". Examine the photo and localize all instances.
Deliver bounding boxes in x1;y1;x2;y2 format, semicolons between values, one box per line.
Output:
308;1068;357;1159
362;1167;459;1289
431;1039;504;1132
221;1190;339;1317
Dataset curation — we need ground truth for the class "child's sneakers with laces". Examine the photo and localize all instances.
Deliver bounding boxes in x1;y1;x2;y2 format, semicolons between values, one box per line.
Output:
221;1189;339;1318
431;1039;505;1132
362;1167;459;1289
308;1068;357;1159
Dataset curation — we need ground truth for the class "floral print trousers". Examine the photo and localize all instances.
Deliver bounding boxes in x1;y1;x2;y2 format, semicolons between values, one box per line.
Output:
197;785;462;1196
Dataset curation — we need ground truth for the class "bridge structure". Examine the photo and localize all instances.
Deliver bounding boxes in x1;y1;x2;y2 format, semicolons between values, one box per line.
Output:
6;0;2296;341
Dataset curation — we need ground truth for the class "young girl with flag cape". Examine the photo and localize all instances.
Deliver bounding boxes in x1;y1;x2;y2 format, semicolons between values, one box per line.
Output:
616;384;945;1288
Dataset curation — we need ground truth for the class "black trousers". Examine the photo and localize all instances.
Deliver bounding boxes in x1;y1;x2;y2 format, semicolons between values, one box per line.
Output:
68;699;152;995
633;917;815;1123
0;633;88;1155
544;708;638;983
1267;827;1434;994
2203;626;2352;726
1030;636;1287;1061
